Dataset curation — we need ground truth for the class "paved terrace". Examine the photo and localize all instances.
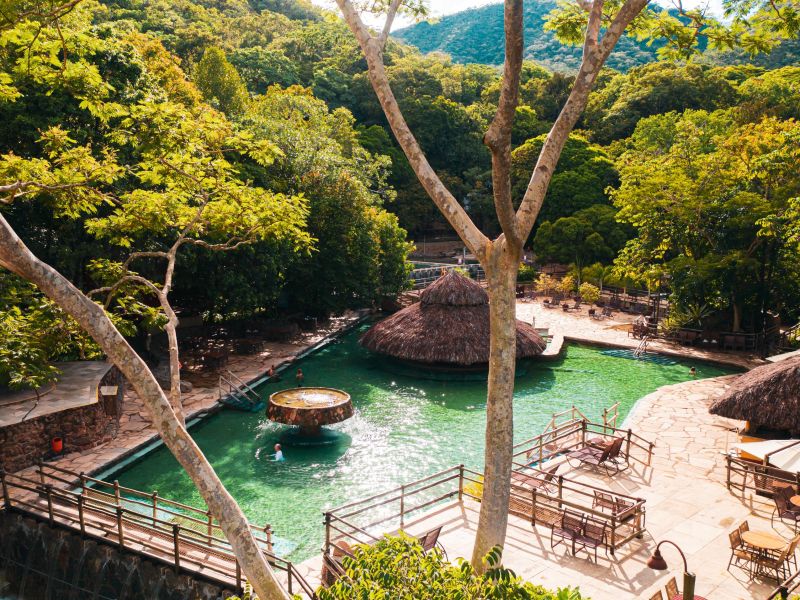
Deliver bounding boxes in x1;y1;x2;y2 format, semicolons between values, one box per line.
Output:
295;374;785;599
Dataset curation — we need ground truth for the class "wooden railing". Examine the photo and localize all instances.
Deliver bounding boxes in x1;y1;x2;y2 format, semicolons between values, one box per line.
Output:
324;456;648;559
0;463;317;598
513;419;655;469
768;569;800;599
725;455;800;497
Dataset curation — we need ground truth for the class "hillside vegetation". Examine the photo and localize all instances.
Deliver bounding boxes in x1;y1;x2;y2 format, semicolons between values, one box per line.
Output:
394;0;800;72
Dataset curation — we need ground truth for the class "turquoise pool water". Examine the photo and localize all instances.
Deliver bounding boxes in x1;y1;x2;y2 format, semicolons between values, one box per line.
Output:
107;325;734;561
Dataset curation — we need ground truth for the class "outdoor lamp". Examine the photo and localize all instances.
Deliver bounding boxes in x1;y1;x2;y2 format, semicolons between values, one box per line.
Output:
647;540;697;599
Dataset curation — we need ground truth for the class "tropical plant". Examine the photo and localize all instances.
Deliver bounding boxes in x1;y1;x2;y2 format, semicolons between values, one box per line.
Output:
518;263;537;282
557;275;577;297
534;273;558;295
578;282;600;305
317;535;586;600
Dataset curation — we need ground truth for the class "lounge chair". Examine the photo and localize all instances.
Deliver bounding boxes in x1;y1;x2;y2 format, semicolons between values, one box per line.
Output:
511;465;559;496
551;509;585;555
567;437;625;476
727;527;756;576
574;516;607;561
772;488;800;533
418;525;448;560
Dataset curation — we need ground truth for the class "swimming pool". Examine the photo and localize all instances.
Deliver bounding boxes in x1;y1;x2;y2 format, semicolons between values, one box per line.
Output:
105;324;734;561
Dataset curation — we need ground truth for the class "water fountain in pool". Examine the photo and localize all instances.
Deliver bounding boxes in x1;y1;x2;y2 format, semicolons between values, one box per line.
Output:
267;387;353;445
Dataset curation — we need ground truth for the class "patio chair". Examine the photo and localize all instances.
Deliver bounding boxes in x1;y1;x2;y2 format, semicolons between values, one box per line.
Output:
738;520;749;535
664;576;679;598
511;465;559;496
551;509;585;555
772;490;800;533
727;527;756;576
649;591;664;600
567;437;625;476
754;540;794;582
574;516;607;561
418;525;448;560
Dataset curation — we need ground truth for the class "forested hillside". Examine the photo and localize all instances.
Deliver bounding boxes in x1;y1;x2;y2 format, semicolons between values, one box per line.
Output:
1;0;800;386
394;1;800;72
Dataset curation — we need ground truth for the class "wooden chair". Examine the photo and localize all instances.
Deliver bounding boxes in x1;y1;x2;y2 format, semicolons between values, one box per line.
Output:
727;527;755;576
755;542;794;582
649;591;664;600
738;520;749;535
512;465;559;495
592;491;638;525
567;437;625;476
664;576;679;598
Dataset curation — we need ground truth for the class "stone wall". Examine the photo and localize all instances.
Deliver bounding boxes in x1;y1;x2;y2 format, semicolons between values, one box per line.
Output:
0;367;123;473
0;512;235;600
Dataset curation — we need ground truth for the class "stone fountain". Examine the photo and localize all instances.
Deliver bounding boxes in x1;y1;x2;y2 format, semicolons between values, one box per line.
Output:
267;387;353;445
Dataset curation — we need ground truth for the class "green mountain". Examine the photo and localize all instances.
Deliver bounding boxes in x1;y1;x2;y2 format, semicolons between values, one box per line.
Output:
394;1;799;72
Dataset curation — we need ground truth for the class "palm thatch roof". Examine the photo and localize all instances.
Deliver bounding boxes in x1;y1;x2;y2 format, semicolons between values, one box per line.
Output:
709;357;800;434
360;271;546;367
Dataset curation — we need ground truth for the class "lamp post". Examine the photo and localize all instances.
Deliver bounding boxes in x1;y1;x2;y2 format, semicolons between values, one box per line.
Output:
647;540;696;599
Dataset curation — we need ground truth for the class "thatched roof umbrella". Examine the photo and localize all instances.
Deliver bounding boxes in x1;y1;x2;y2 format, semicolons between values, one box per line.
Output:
360;271;546;367
709;357;800;435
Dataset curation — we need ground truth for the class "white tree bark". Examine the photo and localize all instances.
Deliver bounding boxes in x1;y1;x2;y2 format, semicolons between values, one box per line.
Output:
335;0;652;568
0;214;289;600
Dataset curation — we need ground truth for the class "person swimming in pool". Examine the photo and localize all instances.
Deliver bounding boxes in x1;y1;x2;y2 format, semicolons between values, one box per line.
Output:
273;443;284;462
690;366;697;377
296;368;304;387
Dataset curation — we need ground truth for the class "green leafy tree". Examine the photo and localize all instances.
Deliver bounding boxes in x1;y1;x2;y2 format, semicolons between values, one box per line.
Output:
194;47;250;115
578;281;600;304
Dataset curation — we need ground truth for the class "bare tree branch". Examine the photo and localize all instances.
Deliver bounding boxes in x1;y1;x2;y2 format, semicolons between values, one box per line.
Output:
483;0;524;247
377;0;403;50
335;0;490;261
516;0;648;237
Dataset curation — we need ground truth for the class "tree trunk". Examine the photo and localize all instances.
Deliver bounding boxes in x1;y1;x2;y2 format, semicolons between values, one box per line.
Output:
733;298;742;332
0;215;289;600
162;302;185;427
472;239;520;569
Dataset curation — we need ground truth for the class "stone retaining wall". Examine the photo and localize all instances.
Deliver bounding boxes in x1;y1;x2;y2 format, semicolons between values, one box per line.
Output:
0;367;123;473
0;511;235;600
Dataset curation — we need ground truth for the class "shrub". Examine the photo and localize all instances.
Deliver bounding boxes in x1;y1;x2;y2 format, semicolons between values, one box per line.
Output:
557;275;576;296
518;263;537;282
317;535;587;600
578;282;600;305
535;273;558;295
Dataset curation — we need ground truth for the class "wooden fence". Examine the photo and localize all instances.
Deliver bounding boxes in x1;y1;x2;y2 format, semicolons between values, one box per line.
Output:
0;462;316;598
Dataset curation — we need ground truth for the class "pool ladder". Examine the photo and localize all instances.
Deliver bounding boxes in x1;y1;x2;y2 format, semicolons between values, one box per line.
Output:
633;335;650;358
219;370;265;412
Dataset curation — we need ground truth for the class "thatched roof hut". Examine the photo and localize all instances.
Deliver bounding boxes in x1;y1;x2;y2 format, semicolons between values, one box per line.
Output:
709;357;800;435
360;271;546;367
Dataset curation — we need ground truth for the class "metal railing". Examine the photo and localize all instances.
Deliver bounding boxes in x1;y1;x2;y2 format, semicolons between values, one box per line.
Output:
0;462;317;598
219;369;262;409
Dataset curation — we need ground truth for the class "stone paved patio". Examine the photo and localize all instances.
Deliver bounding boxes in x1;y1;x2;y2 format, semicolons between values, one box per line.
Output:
293;375;786;599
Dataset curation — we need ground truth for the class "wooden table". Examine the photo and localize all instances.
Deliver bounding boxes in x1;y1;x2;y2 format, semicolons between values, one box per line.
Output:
790;495;800;508
743;530;788;552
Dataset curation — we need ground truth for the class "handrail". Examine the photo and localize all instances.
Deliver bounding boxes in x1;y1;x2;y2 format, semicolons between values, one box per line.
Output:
768;569;800;599
35;461;274;549
725;455;800;496
1;468;316;598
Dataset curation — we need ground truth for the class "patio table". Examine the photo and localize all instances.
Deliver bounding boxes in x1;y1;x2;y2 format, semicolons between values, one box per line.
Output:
790;495;800;509
742;530;787;552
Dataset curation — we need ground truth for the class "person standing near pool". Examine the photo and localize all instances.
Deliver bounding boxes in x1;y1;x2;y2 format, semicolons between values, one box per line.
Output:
296;368;304;387
273;444;284;461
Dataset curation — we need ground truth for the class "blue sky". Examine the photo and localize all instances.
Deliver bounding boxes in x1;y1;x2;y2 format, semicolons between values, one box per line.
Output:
313;0;724;28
